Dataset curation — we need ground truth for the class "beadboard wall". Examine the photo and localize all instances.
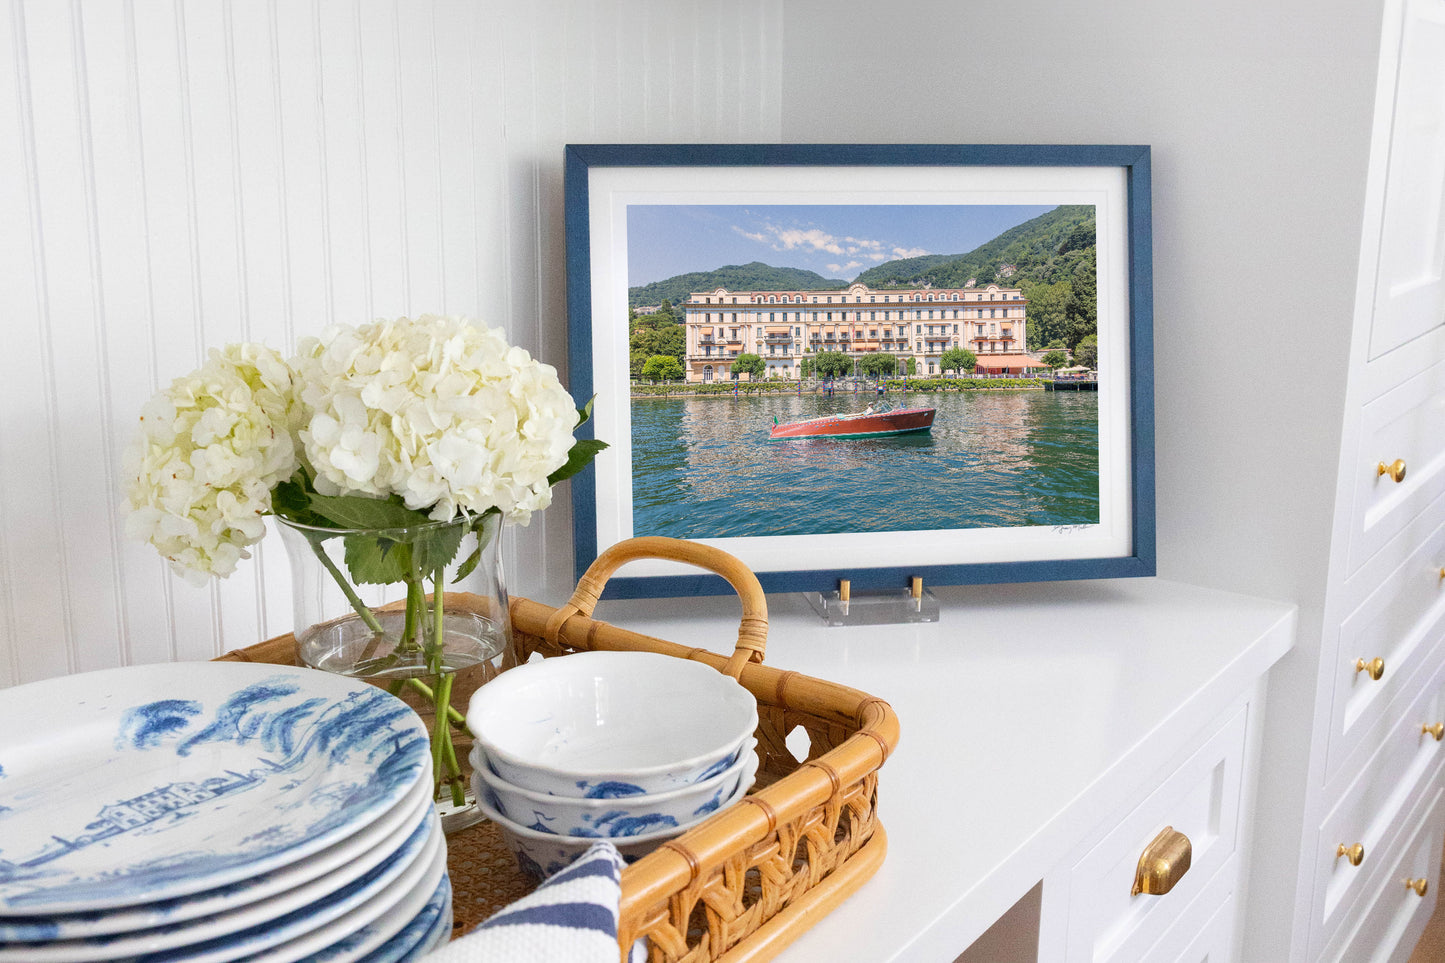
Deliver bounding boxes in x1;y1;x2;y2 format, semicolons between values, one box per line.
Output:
0;0;783;687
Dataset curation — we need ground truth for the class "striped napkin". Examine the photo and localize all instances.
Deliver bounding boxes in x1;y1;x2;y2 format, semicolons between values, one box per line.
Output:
424;840;644;962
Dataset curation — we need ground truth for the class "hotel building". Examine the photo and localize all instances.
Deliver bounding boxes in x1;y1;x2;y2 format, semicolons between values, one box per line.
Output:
680;281;1038;383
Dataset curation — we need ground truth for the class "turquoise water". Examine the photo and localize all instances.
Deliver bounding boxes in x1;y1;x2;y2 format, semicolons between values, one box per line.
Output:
630;389;1099;538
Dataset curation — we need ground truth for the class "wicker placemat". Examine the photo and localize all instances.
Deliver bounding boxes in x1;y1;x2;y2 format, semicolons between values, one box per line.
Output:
444;817;536;940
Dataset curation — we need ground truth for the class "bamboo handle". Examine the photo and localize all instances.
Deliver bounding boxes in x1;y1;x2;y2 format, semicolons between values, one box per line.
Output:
544;537;767;678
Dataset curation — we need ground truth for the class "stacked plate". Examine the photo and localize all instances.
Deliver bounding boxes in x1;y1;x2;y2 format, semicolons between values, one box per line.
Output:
0;662;452;962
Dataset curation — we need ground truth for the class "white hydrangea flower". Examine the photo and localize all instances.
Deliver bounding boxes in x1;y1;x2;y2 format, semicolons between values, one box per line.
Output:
121;343;300;584
292;314;580;524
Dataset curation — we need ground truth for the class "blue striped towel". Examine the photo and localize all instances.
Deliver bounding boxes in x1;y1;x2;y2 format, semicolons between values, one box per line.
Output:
423;841;645;962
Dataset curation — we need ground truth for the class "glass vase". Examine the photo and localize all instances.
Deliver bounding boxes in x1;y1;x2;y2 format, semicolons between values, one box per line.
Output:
276;511;510;833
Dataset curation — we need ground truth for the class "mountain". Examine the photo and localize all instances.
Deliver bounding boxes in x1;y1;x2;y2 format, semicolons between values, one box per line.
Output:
629;262;846;307
853;205;1096;291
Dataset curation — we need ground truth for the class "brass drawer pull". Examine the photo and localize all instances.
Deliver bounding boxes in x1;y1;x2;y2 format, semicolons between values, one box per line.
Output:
1132;826;1192;896
1424;723;1445;741
1337;843;1365;866
1355;657;1386;681
1378;459;1408;483
1407;877;1430;896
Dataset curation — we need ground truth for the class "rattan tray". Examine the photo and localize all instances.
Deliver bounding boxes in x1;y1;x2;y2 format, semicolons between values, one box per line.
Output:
218;536;899;962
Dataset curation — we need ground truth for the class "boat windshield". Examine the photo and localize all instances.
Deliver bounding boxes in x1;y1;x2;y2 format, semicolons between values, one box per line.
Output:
862;401;894;415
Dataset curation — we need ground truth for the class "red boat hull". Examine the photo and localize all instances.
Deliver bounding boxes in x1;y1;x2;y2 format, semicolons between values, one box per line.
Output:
769;406;936;439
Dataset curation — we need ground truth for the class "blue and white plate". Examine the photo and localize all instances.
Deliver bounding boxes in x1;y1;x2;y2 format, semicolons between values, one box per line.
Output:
0;662;431;915
0;809;440;962
351;873;452;963
0;776;434;943
231;829;448;963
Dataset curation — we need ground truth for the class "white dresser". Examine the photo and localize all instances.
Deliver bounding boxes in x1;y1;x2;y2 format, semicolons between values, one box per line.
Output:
596;577;1294;961
1245;0;1445;959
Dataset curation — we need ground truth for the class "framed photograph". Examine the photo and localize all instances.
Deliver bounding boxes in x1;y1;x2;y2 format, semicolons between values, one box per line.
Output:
564;144;1153;599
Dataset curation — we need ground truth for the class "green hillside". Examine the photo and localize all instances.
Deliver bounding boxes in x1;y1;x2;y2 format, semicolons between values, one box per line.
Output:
853;204;1098;351
629;262;846;307
853;205;1095;291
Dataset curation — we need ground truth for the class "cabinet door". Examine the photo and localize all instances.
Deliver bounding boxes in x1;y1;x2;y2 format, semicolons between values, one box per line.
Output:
1367;0;1445;362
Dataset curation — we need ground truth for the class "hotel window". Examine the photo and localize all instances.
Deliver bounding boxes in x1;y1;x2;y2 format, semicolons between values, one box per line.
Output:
954;325;959;333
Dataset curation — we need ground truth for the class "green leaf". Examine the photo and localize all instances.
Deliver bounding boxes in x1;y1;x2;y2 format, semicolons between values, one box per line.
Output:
575;395;597;428
548;438;608;486
344;534;413;585
452;510;501;582
412;523;466;576
305;492;435;531
270;473;331;528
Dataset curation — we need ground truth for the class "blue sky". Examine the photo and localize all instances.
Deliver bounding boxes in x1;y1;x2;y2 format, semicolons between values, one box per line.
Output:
627;204;1057;286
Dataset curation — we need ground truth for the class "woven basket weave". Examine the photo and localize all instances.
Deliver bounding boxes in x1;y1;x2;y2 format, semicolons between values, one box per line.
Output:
219;536;898;962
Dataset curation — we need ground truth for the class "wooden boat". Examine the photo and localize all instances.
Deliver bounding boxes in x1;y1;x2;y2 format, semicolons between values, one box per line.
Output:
768;401;936;440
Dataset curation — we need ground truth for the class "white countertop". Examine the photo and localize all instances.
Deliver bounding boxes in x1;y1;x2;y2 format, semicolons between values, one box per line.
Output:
593;576;1296;962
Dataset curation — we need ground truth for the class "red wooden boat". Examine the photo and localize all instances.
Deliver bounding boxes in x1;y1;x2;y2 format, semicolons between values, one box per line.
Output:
768;402;936;440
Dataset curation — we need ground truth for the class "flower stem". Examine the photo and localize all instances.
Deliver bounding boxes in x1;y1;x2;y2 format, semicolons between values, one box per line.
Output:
430;671;465;806
402;677;466;728
304;533;385;635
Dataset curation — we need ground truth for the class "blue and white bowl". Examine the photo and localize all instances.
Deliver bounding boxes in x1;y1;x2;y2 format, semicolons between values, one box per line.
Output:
466;651;758;797
472;764;755;884
470;739;757;838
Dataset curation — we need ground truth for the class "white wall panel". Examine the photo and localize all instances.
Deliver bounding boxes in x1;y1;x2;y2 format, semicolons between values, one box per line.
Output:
0;0;783;686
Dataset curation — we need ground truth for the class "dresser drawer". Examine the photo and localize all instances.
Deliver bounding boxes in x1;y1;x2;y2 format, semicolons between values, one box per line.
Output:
1326;509;1445;784
1141;857;1237;962
1347;358;1445;576
1313;669;1444;947
1321;788;1443;963
1063;705;1247;963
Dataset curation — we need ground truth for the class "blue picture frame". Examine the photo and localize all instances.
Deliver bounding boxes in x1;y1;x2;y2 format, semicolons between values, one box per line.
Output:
565;143;1154;599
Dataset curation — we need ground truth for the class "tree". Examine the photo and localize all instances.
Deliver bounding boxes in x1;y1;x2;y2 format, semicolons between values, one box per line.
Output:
1063;251;1097;350
1022;280;1072;351
1041;349;1069;368
729;353;765;379
641;354;684;382
799;356;815;379
939;347;977;374
858;353;898;380
1073;334;1098;370
905;357;917;375
812;350;852;379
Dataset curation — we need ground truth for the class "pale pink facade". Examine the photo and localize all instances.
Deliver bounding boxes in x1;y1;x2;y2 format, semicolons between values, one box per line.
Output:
681;281;1031;383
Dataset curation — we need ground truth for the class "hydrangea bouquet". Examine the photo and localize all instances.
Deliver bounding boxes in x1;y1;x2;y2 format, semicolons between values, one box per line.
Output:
122;315;604;808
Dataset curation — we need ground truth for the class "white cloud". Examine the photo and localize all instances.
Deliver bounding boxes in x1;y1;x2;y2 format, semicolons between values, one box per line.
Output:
892;246;930;259
828;261;865;275
734;221;918;264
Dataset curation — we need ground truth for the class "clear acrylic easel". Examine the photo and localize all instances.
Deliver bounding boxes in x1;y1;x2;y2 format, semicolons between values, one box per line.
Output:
805;577;940;627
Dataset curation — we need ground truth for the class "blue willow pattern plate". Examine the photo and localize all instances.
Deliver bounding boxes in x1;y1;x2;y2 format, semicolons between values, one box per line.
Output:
0;663;430;915
0;781;434;943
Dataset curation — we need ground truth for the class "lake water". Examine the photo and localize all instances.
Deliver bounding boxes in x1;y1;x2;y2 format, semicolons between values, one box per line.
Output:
630;388;1099;538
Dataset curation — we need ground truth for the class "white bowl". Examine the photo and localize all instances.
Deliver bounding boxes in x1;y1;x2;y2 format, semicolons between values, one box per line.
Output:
473;762;755;884
470;739;758;837
466;651;758;797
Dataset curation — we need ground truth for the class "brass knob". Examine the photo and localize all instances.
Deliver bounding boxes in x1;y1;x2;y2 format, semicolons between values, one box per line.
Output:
1337;843;1365;866
1378;459;1407;483
1355;657;1386;681
1132;826;1192;896
1407;877;1430;896
1425;723;1445;741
